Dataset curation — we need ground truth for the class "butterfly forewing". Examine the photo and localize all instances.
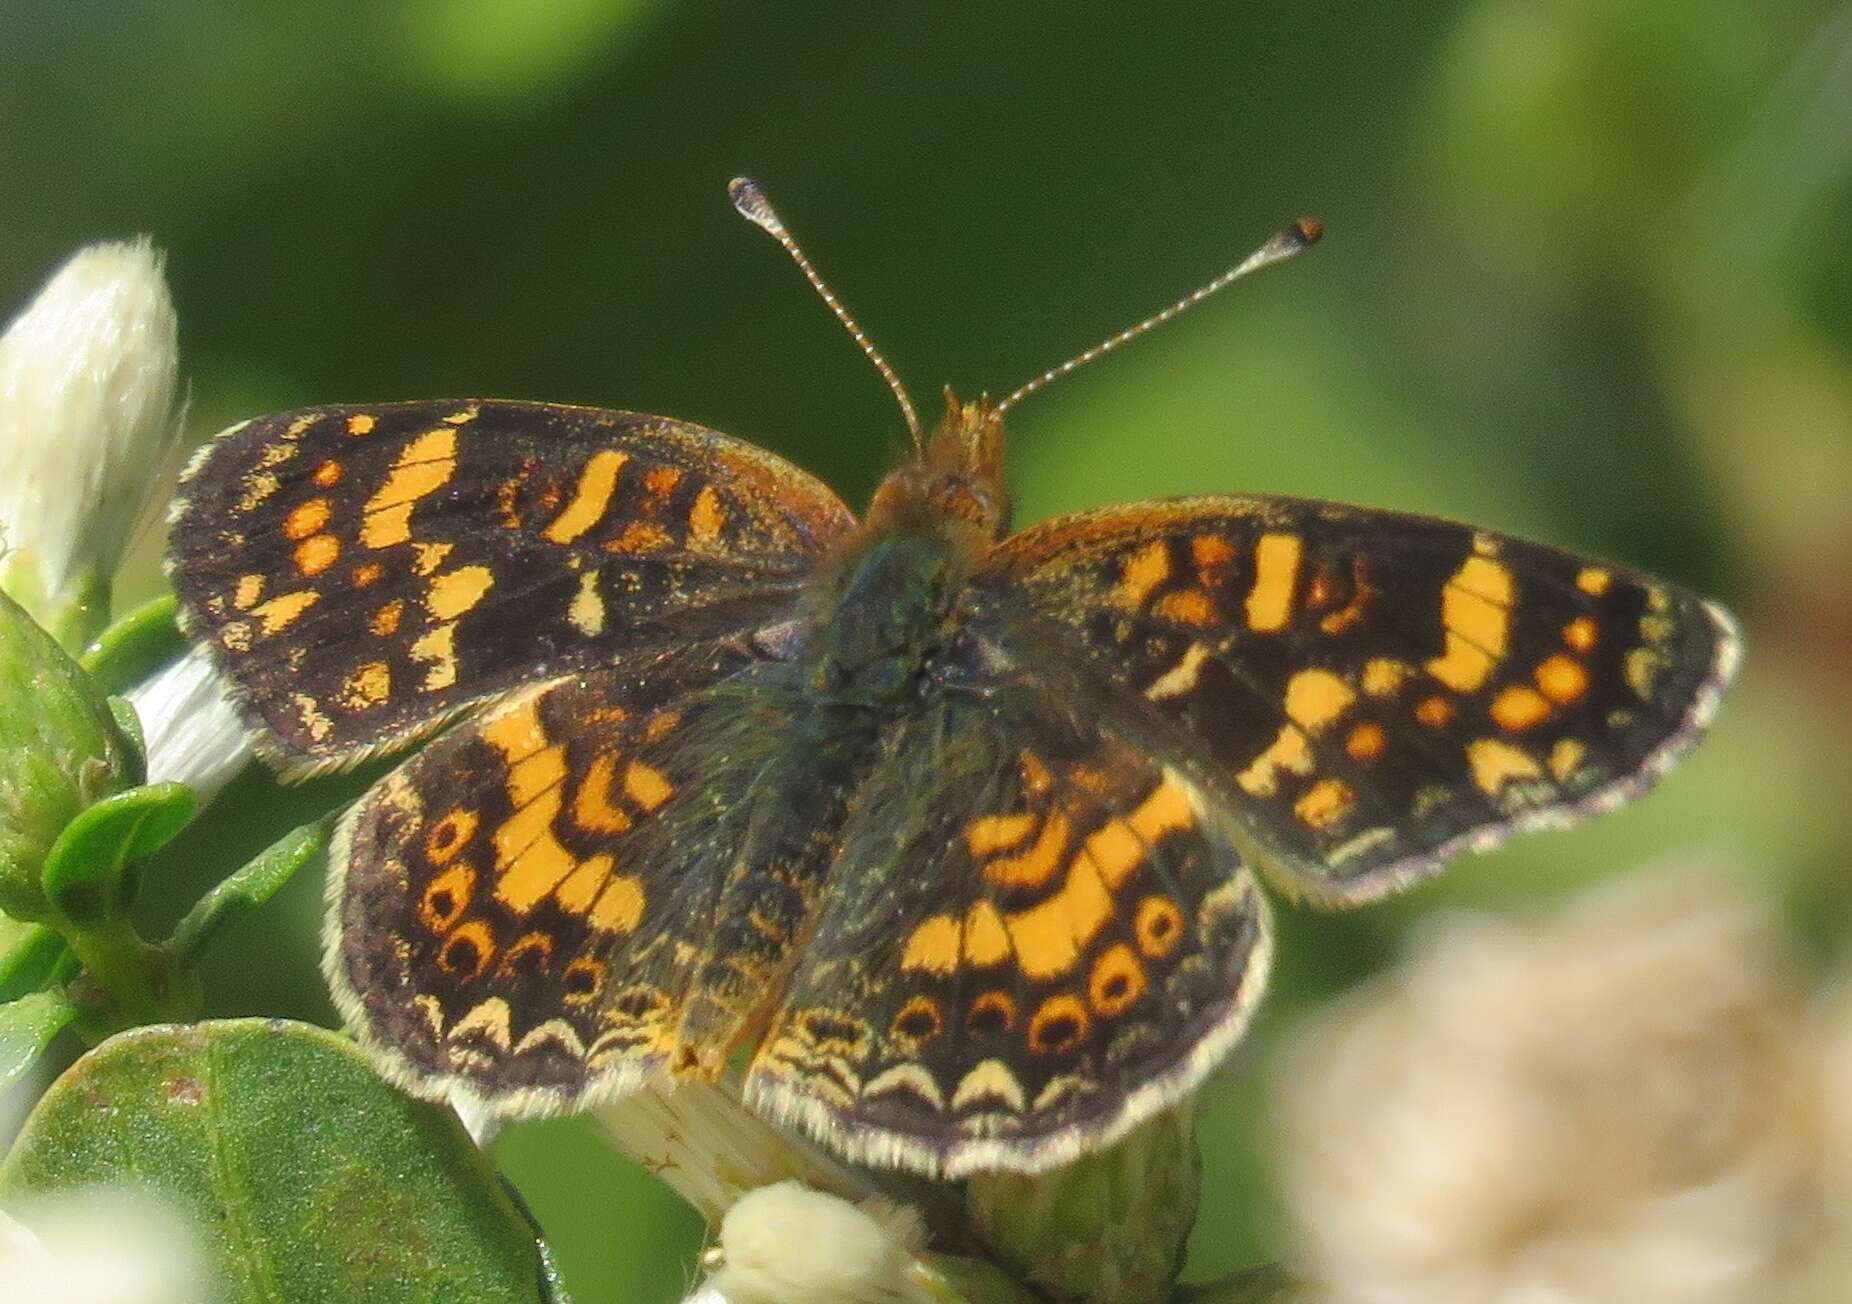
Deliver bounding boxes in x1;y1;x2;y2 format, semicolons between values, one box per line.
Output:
980;496;1739;905
167;400;854;773
746;678;1270;1177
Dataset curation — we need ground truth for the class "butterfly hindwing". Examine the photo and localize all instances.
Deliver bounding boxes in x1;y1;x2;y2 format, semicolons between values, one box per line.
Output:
168;400;855;774
746;679;1270;1177
980;496;1740;904
327;640;794;1109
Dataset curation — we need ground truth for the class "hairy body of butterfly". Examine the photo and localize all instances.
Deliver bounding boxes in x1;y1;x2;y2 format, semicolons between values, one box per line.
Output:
165;386;1737;1177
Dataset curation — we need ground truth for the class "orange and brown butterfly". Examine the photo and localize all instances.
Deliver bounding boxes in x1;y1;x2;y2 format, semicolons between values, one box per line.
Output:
164;179;1739;1178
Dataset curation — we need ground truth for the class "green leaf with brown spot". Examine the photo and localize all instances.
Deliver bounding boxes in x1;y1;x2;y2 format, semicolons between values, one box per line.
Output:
0;1018;550;1303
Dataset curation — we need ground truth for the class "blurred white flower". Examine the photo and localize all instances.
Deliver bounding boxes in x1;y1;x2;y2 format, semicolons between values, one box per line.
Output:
0;1186;209;1304
124;646;253;803
1274;868;1824;1304
689;1180;933;1304
0;238;183;644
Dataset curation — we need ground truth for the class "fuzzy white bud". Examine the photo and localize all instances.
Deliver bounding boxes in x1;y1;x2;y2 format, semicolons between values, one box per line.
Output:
692;1181;932;1304
0;1188;208;1304
0;239;182;639
124;646;254;804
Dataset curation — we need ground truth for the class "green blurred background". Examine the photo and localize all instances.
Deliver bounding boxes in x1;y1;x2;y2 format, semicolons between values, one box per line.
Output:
5;2;1850;1298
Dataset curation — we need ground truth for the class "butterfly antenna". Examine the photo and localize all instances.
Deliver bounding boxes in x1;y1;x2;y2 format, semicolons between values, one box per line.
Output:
729;177;923;448
994;217;1324;416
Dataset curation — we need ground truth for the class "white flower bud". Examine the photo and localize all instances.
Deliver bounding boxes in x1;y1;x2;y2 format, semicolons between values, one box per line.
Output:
0;239;182;641
0;1188;207;1304
124;646;253;804
692;1181;931;1304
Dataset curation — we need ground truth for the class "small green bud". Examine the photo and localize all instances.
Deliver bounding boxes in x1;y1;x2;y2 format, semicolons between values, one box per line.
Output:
0;591;136;923
965;1102;1200;1303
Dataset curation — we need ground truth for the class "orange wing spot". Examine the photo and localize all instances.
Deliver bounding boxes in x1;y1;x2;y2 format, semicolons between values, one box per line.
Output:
1028;994;1091;1055
1319;559;1373;635
1003;859;1113;982
294;533;341;576
370;598;405;636
554;854;614;913
1535;653;1589;705
1113;539;1171;611
1191;533;1236;568
568;570;605;636
1135;895;1184;959
361;427;458;549
542;449;628;544
1415;695;1454;728
1246;532;1302;632
591;873;645;933
1426;555;1512;692
963;901;1012;965
644;709;679;743
892;995;944;1046
1088;943;1148;1017
1285;668;1356;733
689;485;728;544
426;564;495;620
1548;738;1588;781
605;521;673;553
339;660;391;710
624;761;673;812
561;956;606;1006
984;812;1070;889
499;931;554;977
482;699;548;764
444;407;479;425
1154;587;1217;627
1490;684;1552;732
426;809;478;863
352;561;384;588
1080;773;1195;889
643;465;682;500
410;621;458;690
965;811;1039;858
493;819;575;914
409;541;453;577
251;589;319;636
437;921;495;980
966;991;1018;1035
1019;750;1053;795
1576;567;1612;596
418;864;475;931
1563;616;1599;653
312;459;343;487
1346;721;1387;762
573;754;633;834
1145;642;1211;701
1237;723;1313;796
1305;561;1338;610
282;497;332;541
232;574;265;611
345;413;376;436
1362;657;1415;696
902;915;961;975
1468;737;1542;795
1294;777;1355;829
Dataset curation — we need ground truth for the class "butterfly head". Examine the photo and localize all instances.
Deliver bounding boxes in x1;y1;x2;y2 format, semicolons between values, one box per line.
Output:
866;387;1009;542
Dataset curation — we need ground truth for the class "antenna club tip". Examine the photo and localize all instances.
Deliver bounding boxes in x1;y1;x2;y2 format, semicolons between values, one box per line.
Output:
1293;217;1324;246
728;177;785;235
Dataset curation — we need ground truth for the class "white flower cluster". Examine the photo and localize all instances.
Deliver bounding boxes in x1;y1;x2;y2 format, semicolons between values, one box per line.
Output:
1274;868;1844;1304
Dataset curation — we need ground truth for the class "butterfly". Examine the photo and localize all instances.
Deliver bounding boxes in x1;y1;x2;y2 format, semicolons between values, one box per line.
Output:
164;181;1739;1178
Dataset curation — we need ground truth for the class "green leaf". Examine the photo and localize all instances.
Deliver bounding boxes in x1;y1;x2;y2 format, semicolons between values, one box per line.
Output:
0;920;74;1003
0;588;137;923
0;991;78;1094
1;1019;551;1303
169;820;329;966
40;781;195;927
80;593;184;695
